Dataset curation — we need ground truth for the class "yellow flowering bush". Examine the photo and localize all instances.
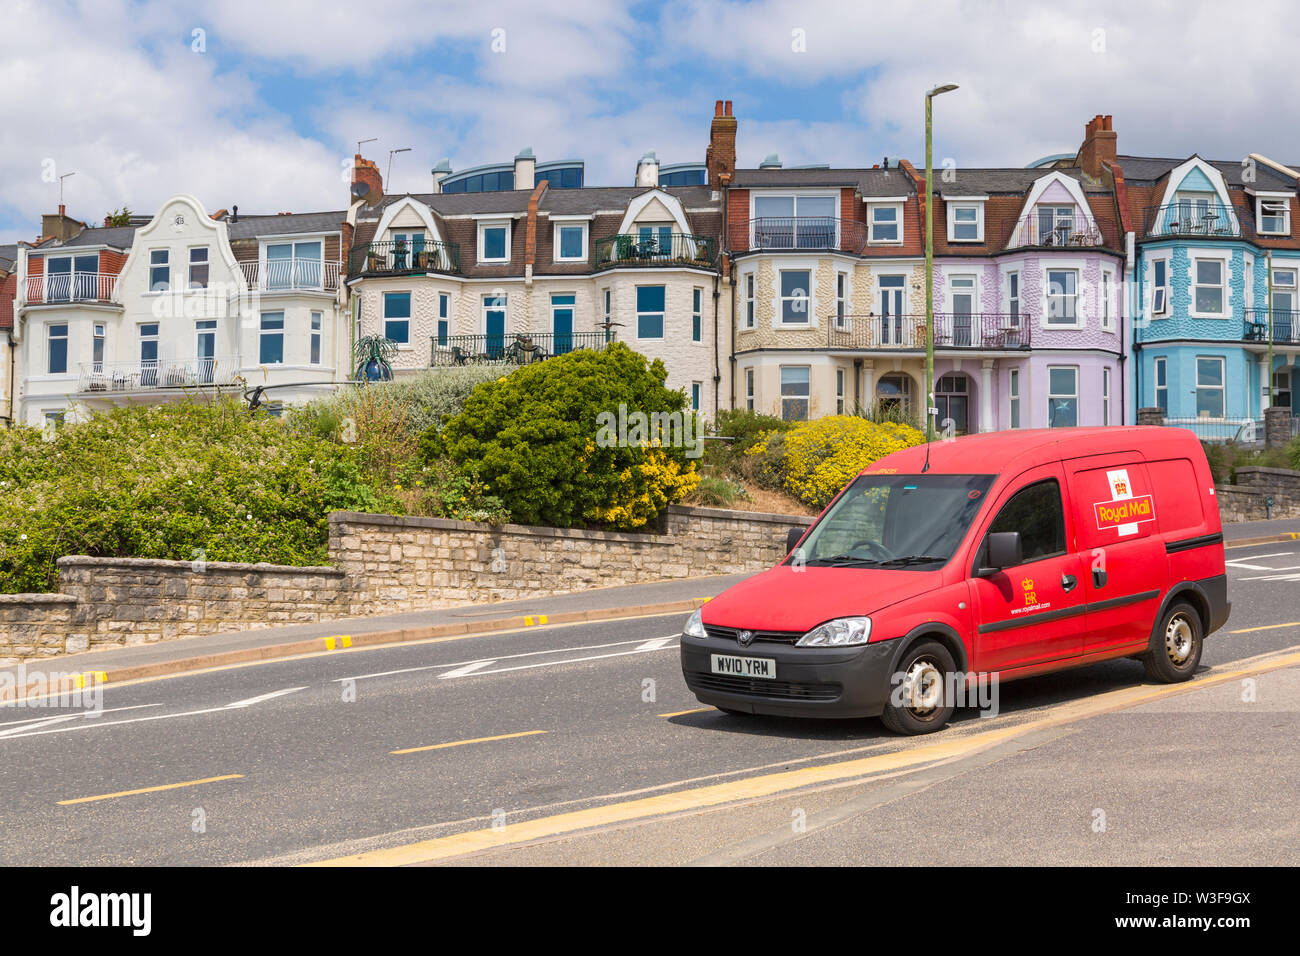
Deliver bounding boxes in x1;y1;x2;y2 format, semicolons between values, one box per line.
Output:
747;416;923;509
586;449;701;530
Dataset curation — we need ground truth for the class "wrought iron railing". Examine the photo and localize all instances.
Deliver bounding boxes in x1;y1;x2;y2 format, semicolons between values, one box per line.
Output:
1010;214;1105;248
729;217;868;254
1141;203;1251;239
825;312;1031;350
348;240;461;276
430;331;614;366
25;272;117;304
593;233;717;269
1244;309;1300;344
77;357;242;393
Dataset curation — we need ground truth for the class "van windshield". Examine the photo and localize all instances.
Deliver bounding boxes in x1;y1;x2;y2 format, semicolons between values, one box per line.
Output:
793;473;995;570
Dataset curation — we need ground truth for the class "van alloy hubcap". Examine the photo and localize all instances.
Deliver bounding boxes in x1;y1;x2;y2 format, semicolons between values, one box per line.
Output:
1165;616;1194;665
901;659;944;716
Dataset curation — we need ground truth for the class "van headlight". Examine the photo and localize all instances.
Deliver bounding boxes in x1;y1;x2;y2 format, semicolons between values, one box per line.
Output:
796;616;872;647
683;608;707;639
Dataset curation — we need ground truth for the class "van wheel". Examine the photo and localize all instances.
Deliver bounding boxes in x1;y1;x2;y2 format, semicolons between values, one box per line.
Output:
1142;602;1203;683
880;641;956;736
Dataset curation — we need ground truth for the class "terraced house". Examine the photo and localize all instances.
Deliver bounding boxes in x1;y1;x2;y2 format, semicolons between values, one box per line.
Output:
1115;143;1300;440
9;199;347;426
727;116;1127;433
344;105;730;417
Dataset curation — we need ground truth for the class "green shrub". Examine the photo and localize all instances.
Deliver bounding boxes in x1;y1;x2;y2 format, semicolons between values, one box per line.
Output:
0;399;389;593
746;415;924;509
432;343;700;529
687;475;749;507
704;409;793;474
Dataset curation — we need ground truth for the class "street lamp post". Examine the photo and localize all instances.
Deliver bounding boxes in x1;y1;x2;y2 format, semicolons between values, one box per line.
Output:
925;84;958;442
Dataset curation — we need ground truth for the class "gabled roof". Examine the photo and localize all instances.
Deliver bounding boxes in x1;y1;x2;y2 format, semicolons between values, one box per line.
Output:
932;167;1109;195
0;244;16;271
1117;154;1296;191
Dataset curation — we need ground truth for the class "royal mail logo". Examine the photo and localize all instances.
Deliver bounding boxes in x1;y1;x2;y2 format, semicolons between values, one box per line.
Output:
1095;494;1156;530
1021;578;1034;592
1020;578;1038;606
1113;479;1128;496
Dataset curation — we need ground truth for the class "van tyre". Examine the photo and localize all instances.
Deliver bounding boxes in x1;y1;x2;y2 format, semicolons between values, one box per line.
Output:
1142;602;1203;683
880;640;956;736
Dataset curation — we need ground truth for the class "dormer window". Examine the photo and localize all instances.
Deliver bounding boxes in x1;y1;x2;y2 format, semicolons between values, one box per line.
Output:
947;201;984;242
552;220;589;262
477;221;511;263
867;202;903;244
1257;196;1291;236
1035;206;1076;245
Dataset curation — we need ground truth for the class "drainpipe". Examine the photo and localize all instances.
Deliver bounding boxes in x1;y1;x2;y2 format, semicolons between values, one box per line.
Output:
711;271;721;417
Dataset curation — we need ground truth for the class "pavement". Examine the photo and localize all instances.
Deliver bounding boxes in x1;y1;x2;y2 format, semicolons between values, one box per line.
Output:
0;538;1296;866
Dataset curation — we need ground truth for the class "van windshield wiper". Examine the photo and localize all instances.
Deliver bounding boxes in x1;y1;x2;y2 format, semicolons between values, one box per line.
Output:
803;555;883;567
875;554;949;567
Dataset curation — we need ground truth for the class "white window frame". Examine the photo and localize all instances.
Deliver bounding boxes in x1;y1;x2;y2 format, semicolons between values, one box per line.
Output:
834;271;849;328
477;220;512;263
947;201;985;242
1190;254;1228;319
1044;266;1081;328
635;284;665;341
1047;365;1079;428
749;191;841;248
867;201;903;245
836;368;846;414
779;365;811;421
1154;356;1168;412
692;287;703;342
778;267;813;327
1195;356;1226;418
1006;270;1021;325
310;311;323;365
1256;195;1292;236
1102;367;1111;426
744;367;755;411
1149;253;1171;318
744;272;755;329
188;246;209;290
1100;268;1115;332
47;323;69;375
1009;367;1020;428
259;312;285;365
148;249;170;292
691;382;702;412
551;220;589;262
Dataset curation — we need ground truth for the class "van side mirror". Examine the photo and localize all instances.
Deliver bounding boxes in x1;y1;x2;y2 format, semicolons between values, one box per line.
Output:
786;527;805;555
984;531;1023;572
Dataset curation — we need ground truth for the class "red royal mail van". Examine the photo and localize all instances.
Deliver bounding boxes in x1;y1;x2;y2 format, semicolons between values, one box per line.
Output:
679;427;1229;735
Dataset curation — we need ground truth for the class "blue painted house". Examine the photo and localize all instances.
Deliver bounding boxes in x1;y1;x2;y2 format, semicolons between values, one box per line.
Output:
1122;154;1300;439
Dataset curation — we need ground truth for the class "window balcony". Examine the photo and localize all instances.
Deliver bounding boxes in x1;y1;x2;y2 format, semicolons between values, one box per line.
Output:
1244;309;1300;344
729;217;868;255
240;259;341;292
1142;203;1251;239
1010;215;1105;248
824;312;1031;350
430;331;614;367
593;233;717;269
348;240;461;276
25;272;117;304
78;357;242;393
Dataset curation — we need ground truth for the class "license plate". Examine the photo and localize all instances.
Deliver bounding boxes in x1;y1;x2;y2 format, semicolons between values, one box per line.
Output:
710;653;776;679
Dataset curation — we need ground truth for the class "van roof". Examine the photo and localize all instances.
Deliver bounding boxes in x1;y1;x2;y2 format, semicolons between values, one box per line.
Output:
867;427;1203;478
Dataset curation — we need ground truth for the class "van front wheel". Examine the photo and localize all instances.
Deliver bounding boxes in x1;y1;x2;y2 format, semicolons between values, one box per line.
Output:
879;641;956;735
1142;602;1203;683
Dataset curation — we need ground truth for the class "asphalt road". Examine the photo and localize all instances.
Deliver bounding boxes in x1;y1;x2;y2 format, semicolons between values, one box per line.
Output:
1;540;1297;866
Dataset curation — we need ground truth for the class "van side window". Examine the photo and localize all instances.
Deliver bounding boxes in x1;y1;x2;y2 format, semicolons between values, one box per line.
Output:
989;479;1067;562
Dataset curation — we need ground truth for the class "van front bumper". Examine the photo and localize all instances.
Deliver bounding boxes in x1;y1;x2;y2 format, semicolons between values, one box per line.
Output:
679;632;899;718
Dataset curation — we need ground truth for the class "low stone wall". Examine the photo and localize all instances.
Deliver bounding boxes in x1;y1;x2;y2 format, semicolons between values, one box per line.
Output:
1215;467;1300;522
0;506;811;664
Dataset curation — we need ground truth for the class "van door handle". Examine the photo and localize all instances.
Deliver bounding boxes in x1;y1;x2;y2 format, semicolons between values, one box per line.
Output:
1093;568;1107;588
1061;574;1078;592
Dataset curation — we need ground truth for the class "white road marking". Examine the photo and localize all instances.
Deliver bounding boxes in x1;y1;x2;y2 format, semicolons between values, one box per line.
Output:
332;636;679;683
438;660;497;679
1226;561;1283;571
442;646;678;678
226;687;306;709
0;703;160;733
636;637;675;651
1240;572;1300;582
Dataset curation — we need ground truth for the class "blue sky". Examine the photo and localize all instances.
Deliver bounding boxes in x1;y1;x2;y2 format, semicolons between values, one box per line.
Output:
4;0;1300;243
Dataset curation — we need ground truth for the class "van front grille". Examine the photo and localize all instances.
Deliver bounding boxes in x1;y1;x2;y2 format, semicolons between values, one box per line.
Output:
703;624;804;645
687;672;841;701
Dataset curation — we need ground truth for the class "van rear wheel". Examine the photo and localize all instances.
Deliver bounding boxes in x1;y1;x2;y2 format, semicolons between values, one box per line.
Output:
879;641;956;736
1142;602;1203;683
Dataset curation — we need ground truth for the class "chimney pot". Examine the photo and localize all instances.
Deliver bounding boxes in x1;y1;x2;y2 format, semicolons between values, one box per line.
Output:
715;99;724;116
724;100;732;116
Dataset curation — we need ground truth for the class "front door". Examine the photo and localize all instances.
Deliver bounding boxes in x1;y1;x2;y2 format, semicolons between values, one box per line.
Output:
969;466;1087;672
552;294;574;355
950;277;975;346
1064;454;1166;654
936;373;970;435
196;321;216;384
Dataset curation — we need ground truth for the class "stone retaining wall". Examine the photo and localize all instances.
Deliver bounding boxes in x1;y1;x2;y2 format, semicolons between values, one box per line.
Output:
1214;467;1300;522
0;506;811;664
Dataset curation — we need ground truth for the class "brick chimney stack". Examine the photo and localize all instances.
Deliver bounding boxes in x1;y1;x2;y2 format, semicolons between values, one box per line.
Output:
706;99;737;192
1079;114;1117;181
351;153;383;205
